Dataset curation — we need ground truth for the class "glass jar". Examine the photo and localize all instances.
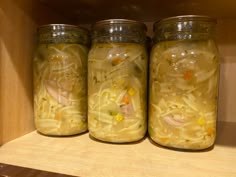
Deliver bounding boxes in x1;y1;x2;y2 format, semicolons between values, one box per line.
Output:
88;19;148;143
33;24;89;136
149;15;220;150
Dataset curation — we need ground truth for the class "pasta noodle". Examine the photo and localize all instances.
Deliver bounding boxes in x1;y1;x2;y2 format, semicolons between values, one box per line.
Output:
149;40;219;150
34;43;88;135
88;43;147;143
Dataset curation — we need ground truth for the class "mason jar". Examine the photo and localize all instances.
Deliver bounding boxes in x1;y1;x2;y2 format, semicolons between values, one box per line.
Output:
88;19;148;143
149;15;220;150
33;24;89;136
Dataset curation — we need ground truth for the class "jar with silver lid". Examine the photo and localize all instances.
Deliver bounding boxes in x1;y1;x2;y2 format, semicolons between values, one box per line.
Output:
33;24;89;136
149;16;220;150
88;19;148;143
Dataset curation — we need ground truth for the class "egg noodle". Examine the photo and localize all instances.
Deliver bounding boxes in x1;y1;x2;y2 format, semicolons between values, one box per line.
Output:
88;43;147;142
149;40;219;149
34;43;88;135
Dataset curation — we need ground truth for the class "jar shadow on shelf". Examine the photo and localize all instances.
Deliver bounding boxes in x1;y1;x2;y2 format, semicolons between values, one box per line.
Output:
36;130;88;138
147;135;215;153
88;133;147;145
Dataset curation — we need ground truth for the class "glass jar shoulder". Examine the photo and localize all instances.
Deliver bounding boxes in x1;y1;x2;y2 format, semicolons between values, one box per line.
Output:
150;40;220;71
88;42;147;61
34;43;88;69
35;43;88;57
151;40;219;58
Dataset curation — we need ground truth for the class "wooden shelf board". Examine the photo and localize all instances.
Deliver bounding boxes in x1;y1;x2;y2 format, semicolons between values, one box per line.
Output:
0;121;236;177
39;0;236;23
0;163;75;177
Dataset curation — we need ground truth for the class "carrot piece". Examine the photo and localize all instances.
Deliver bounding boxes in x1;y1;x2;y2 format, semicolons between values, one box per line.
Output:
122;94;130;104
112;57;123;66
207;127;214;136
184;70;193;80
55;112;62;120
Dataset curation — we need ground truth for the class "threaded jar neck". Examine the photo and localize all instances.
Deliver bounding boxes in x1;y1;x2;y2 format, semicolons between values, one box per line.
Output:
37;24;89;45
92;19;147;44
153;15;217;43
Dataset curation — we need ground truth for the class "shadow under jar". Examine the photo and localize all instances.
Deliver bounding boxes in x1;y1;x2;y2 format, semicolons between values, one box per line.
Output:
88;19;148;143
148;15;220;150
33;24;89;136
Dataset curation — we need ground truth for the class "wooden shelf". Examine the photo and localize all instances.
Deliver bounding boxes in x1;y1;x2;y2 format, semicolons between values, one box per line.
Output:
39;0;236;23
0;163;74;177
0;121;235;177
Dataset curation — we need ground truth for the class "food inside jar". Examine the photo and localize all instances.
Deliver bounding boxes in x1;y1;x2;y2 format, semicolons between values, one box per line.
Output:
88;43;147;142
149;40;219;149
33;43;88;135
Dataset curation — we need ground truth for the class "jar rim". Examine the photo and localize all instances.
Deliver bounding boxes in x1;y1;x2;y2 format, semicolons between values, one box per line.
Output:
94;19;147;31
154;15;217;30
37;24;89;34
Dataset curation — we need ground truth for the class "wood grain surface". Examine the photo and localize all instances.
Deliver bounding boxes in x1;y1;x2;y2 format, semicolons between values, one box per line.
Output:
0;163;76;177
0;0;35;146
0;122;235;177
40;0;236;23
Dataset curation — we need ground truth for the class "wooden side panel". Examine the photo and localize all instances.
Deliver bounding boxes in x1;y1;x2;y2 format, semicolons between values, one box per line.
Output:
0;0;36;146
0;23;3;145
0;0;72;145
